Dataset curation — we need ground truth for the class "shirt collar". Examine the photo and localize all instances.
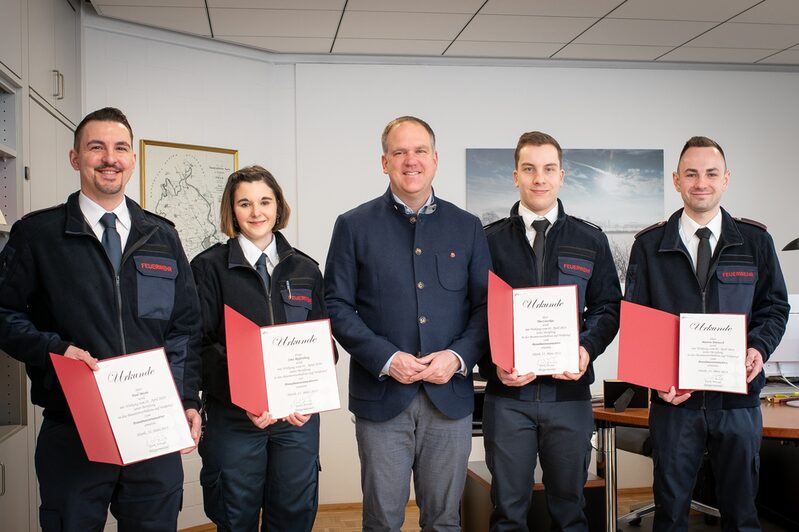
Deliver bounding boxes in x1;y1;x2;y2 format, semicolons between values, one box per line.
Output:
517;201;558;229
392;191;436;215
680;209;722;241
237;233;279;269
78;192;131;232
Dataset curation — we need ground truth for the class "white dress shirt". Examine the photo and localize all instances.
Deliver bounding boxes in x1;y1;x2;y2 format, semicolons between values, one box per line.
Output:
678;210;722;271
237;233;279;275
78;192;131;250
518;202;559;249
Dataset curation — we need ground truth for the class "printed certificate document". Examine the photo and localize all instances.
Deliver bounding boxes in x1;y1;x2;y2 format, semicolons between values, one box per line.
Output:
488;271;580;375
618;301;748;394
225;306;340;418
679;313;747;394
51;348;195;465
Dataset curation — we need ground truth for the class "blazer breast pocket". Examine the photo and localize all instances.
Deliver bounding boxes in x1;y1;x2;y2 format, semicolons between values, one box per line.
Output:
436;250;468;291
135;255;178;320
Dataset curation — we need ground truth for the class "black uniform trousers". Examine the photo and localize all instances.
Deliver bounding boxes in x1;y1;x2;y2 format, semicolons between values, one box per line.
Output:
483;394;594;532
199;397;320;532
649;402;761;532
35;416;183;532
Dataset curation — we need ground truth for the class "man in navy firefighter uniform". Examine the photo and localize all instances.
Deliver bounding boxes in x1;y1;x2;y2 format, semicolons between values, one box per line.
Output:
0;107;202;531
480;131;621;531
625;136;789;531
325;116;491;531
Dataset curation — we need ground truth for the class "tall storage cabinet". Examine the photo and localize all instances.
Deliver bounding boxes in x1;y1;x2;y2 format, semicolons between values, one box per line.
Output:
0;0;82;530
28;0;80;126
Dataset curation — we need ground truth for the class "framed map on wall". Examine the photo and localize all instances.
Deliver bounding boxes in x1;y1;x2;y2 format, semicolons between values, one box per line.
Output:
140;140;238;261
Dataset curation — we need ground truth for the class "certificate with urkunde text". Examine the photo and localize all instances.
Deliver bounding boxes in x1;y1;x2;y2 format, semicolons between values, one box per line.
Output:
678;313;747;394
225;306;340;419
511;285;580;375
488;272;581;375
51;348;195;465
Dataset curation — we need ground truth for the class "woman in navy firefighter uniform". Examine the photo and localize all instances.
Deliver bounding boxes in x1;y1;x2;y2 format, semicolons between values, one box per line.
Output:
191;165;330;531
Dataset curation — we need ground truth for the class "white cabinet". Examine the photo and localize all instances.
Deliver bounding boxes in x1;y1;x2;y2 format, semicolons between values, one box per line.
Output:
0;426;32;531
28;0;80;125
0;0;24;79
27;98;77;213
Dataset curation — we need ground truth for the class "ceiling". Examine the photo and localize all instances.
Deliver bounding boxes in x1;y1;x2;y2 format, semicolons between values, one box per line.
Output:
90;0;799;66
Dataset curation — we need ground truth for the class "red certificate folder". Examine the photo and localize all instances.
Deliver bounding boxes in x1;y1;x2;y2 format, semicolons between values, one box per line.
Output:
51;354;122;464
50;349;193;465
224;305;339;416
224;305;269;415
487;271;579;374
488;271;515;372
617;300;680;393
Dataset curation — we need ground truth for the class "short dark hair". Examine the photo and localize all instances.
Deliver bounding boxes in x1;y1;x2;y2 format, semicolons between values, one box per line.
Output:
73;107;133;151
220;165;291;237
515;131;563;166
678;136;726;169
381;116;436;154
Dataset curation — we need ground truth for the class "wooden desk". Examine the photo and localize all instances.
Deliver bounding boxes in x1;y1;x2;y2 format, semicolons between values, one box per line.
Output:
462;461;605;532
593;402;799;532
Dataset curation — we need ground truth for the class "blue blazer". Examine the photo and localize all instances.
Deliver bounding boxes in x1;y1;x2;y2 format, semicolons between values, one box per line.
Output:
325;188;490;421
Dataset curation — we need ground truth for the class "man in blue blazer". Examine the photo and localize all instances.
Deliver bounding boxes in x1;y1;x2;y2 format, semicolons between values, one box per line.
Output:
325;116;491;531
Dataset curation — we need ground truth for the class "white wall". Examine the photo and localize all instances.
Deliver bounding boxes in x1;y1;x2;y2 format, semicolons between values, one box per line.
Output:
83;10;799;519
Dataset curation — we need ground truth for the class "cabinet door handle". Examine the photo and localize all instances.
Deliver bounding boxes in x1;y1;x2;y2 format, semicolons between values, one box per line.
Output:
58;72;65;100
52;70;59;98
0;462;5;497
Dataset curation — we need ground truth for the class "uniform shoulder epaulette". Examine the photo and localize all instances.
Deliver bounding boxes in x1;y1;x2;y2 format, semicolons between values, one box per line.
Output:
21;203;63;220
292;247;320;266
483;217;511;233
141;208;176;227
193;242;223;259
572;216;602;232
634;221;666;239
734;217;767;231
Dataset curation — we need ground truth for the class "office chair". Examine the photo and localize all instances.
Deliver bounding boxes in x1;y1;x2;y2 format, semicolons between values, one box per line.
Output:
615;427;720;526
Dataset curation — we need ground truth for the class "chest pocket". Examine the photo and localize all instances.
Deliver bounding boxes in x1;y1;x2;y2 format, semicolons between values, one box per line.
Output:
716;264;757;314
135;255;178;320
280;284;313;323
436;250;468;291
557;256;594;312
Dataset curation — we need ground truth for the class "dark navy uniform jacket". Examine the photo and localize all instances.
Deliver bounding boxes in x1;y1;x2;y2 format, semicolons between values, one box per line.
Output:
479;200;622;402
325;188;491;422
0;192;202;415
191;231;330;404
625;207;789;409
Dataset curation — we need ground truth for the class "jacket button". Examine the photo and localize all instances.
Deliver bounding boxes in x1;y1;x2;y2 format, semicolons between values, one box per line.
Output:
415;248;422;255
417;281;425;289
418;316;427;324
409;216;417;224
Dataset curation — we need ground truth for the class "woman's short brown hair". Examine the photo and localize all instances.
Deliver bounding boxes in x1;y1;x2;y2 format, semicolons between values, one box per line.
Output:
219;165;291;238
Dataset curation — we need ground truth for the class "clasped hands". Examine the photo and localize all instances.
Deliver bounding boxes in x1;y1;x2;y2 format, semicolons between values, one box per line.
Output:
389;350;461;385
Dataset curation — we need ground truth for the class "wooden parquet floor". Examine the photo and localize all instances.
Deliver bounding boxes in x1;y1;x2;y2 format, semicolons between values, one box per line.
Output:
182;489;649;531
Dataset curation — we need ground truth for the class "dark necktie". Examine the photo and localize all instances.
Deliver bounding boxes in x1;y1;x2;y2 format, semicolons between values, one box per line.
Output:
532;218;550;285
100;212;122;273
695;227;712;289
255;254;270;291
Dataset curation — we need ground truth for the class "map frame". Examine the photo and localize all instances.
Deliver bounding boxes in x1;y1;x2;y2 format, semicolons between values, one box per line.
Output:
139;139;238;260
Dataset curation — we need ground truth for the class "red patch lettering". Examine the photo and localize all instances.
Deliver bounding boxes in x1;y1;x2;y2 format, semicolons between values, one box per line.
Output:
140;262;173;273
722;271;754;278
289;295;312;304
563;263;591;274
